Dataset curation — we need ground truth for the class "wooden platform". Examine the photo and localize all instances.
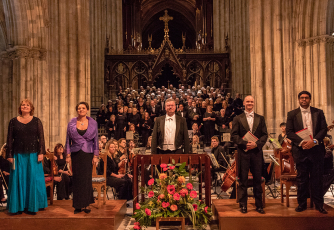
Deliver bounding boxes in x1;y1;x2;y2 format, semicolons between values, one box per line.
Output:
212;199;334;230
0;200;127;230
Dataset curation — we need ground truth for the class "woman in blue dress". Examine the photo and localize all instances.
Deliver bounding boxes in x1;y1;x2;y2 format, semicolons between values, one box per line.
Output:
6;99;48;214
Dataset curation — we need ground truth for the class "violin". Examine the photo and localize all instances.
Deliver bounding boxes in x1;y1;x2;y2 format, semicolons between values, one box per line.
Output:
127;148;136;170
118;148;127;174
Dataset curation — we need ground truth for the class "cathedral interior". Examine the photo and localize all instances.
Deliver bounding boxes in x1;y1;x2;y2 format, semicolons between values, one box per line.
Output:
0;0;334;148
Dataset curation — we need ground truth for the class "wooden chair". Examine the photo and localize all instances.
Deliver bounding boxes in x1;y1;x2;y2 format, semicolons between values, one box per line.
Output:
44;150;55;205
278;149;297;207
132;154;211;213
92;152;107;208
235;151;266;207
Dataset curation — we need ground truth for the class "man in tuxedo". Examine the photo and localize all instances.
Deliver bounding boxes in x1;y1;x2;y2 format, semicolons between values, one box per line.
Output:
147;100;161;122
231;95;268;214
151;98;190;154
286;91;328;214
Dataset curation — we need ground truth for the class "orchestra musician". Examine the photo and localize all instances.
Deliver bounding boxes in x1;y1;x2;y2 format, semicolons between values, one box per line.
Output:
278;122;291;145
65;101;99;214
286;91;328;214
151;98;190;154
231;95;268;214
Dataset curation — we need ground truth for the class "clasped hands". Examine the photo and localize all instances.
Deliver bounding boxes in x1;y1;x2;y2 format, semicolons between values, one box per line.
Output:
301;140;315;150
246;141;257;151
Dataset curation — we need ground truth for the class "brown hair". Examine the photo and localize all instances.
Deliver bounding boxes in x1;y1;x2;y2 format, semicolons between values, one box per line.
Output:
76;101;90;111
118;138;126;144
18;99;34;116
54;143;65;158
211;136;219;143
129;123;135;131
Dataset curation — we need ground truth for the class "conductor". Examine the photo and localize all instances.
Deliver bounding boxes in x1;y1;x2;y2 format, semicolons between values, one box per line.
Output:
151;98;190;154
231;95;268;214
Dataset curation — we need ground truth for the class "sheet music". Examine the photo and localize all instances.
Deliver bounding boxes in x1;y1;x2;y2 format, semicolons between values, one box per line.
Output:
296;128;313;141
208;153;219;168
242;131;259;142
222;133;231;142
126;131;134;140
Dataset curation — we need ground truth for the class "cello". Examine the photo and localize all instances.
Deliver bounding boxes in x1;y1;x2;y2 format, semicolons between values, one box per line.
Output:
221;150;237;192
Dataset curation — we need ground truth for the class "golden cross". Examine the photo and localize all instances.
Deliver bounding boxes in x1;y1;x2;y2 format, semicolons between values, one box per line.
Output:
159;10;173;38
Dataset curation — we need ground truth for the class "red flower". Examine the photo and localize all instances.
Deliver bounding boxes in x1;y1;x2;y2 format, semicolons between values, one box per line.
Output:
169;166;175;170
158;194;165;200
148;178;154;186
134;222;140;225
190;190;197;198
148;191;154;198
167;185;175;195
173;193;180;201
133;225;141;230
186;183;193;190
136;203;141;210
163;167;168;171
162;202;170;208
145;208;151;216
204;206;208;213
170;205;178;211
180;188;189;197
160;163;167;168
193;204;198;211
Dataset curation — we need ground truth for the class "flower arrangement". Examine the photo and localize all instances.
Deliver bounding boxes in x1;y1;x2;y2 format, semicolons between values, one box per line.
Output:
132;160;212;230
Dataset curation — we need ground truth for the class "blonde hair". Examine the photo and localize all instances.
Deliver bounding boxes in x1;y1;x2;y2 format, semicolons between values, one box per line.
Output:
105;140;117;158
18;99;34;116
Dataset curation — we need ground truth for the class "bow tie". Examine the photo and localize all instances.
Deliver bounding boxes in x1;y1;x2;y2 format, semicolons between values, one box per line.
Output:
246;112;254;118
167;118;173;121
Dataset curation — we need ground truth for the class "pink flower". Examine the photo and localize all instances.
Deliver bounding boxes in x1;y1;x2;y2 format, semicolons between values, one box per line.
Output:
148;178;154;186
145;208;151;216
170;205;178;211
163;167;168;171
159;173;167;180
204;206;208;213
180;188;188;197
190;191;197;199
186;183;193;190
136;203;141;210
193;204;198;211
160;163;167;168
148;191;154;198
173;193;180;200
162;202;170;208
169;166;175;170
167;185;175;195
177;176;186;184
158;194;165;200
134;222;140;226
134;225;141;230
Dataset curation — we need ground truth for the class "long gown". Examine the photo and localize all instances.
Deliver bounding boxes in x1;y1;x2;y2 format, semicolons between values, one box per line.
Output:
115;114;127;140
203;112;216;145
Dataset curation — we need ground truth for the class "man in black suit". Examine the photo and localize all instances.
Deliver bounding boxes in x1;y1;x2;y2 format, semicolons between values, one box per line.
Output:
152;98;190;154
286;91;328;214
147;100;161;122
231;95;268;214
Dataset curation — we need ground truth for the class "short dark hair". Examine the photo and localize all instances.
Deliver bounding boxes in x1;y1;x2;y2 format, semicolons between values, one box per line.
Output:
280;122;286;127
298;91;311;99
76;101;89;111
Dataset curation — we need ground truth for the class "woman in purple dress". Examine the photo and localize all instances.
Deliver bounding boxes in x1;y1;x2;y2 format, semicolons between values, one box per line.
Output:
65;102;99;214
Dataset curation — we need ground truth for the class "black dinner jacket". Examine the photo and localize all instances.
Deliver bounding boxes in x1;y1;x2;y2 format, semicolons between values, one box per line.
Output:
231;112;268;153
151;114;190;154
286;107;327;163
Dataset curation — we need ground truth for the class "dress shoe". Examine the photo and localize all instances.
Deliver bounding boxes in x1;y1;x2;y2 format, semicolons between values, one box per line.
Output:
295;206;307;212
74;209;82;214
316;207;328;214
84;208;91;214
240;206;247;214
255;207;265;214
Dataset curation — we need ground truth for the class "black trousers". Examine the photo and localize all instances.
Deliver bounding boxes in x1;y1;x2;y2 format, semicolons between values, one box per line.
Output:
237;149;263;208
56;174;72;200
296;157;324;208
107;175;133;201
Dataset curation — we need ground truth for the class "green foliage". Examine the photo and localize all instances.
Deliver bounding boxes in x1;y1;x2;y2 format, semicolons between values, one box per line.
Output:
132;162;212;230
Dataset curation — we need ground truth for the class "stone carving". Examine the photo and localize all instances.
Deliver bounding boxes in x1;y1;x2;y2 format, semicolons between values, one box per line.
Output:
297;35;334;47
1;46;46;60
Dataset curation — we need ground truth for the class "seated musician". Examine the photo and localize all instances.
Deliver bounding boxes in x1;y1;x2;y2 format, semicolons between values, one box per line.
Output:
0;145;9;204
42;155;62;198
323;137;334;175
128;123;139;144
191;123;201;139
204;136;229;181
192;135;201;153
146;136;152;149
54;143;72;200
278;122;291;145
115;138;129;173
99;140;133;201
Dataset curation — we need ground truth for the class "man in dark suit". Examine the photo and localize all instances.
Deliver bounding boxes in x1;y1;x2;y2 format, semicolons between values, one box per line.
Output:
151;98;190;154
147;100;161;122
286;91;328;214
231;95;268;214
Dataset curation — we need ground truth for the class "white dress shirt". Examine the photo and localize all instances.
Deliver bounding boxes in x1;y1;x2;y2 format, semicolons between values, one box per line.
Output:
163;114;176;150
245;110;254;132
300;106;313;137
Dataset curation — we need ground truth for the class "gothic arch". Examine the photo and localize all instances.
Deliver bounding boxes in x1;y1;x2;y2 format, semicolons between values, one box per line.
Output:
152;59;183;81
